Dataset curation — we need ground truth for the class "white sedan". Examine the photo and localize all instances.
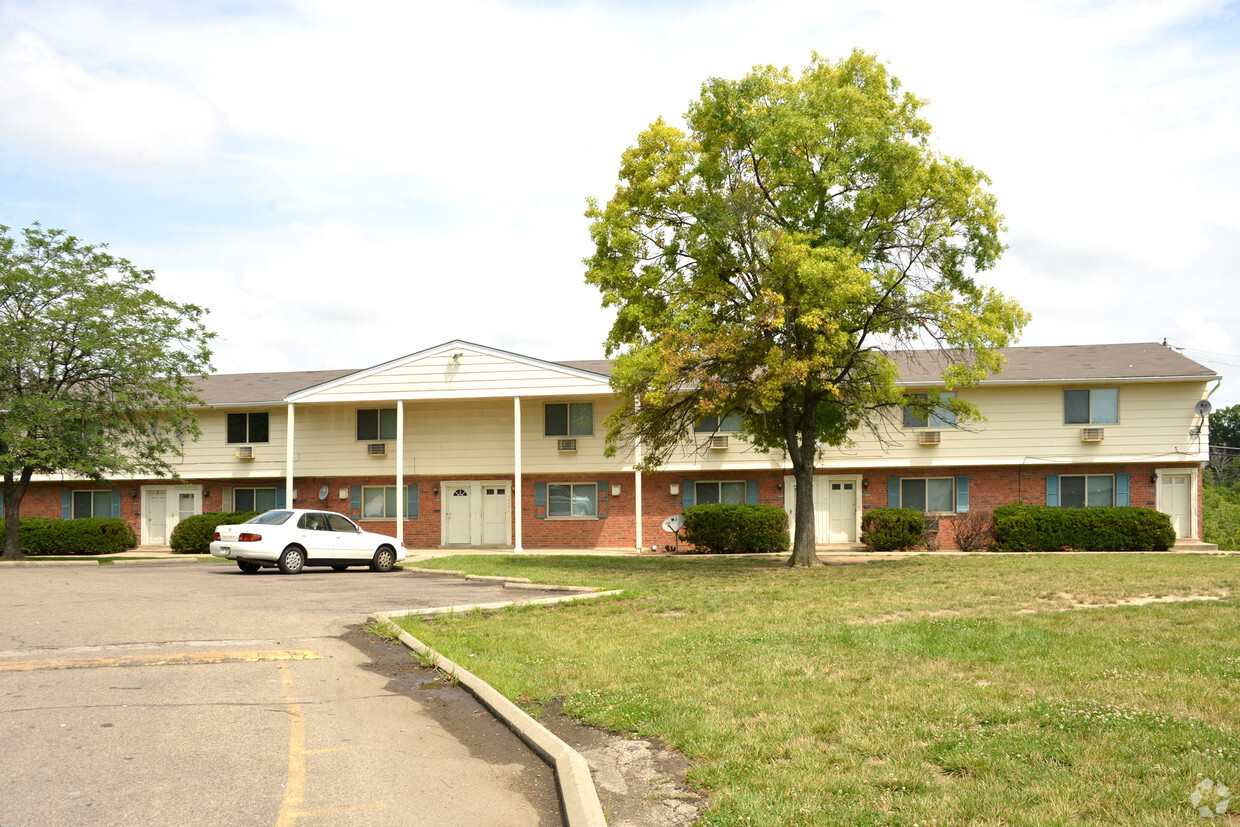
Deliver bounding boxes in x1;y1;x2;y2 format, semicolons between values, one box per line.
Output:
210;509;407;574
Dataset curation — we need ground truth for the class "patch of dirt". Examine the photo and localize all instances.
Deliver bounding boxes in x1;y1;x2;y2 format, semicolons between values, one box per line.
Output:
344;627;704;826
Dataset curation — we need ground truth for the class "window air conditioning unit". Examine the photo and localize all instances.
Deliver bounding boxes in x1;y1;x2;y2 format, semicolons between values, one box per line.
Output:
918;431;941;446
367;442;387;457
1081;428;1105;442
557;438;578;452
709;435;730;450
235;446;254;459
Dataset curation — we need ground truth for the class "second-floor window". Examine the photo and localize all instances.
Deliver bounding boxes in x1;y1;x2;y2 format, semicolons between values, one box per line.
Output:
227;412;269;443
695;413;743;432
545;402;593;437
1064;389;1118;424
903;393;956;428
357;408;397;441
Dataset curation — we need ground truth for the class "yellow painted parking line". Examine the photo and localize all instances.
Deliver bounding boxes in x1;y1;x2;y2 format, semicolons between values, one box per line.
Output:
276;660;306;827
0;649;323;672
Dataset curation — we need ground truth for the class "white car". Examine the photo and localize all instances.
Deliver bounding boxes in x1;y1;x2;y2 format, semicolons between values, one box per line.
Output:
210;509;407;574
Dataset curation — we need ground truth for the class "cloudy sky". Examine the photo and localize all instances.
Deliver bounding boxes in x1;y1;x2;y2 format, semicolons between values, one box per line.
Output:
2;0;1238;404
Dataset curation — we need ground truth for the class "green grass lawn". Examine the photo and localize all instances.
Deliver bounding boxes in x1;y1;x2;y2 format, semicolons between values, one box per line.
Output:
394;554;1240;826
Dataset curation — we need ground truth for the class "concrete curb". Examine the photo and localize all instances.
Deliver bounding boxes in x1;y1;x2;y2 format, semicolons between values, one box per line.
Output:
371;587;623;827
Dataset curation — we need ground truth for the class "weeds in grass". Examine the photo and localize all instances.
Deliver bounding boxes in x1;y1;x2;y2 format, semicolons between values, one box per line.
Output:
363;618;400;640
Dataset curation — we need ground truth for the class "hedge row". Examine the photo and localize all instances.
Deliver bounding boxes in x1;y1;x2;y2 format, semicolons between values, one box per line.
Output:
169;511;261;554
681;504;789;553
0;517;138;555
860;508;924;551
993;504;1176;551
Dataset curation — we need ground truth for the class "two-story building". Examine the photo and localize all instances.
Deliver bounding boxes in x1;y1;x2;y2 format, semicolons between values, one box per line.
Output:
16;340;1219;550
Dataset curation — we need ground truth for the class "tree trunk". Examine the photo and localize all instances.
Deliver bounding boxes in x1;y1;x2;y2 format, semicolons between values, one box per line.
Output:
2;470;29;560
787;458;821;566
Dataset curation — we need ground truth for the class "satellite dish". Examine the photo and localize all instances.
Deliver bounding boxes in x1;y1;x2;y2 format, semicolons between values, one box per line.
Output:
1195;399;1213;417
662;514;684;533
318;486;330;501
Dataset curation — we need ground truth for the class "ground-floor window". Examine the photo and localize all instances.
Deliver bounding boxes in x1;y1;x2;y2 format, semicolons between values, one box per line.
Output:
72;490;112;519
894;477;955;512
694;480;746;505
548;482;597;517
234;487;277;512
362;485;398;518
1059;474;1114;508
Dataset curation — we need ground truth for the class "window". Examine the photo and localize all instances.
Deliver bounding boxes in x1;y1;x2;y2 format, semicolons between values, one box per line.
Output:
548;482;597;517
694;481;746;504
545;402;593;437
357;408;397;441
893;478;956;512
1064;389;1118;425
903;393;956;428
226;412;269;444
72;490;112;519
1059;475;1114;508
234;487;277;512
695;413;743;433
362;485;398;518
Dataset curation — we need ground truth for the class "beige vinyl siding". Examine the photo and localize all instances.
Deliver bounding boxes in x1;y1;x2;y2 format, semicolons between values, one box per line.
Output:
169;407;290;479
291;347;610;404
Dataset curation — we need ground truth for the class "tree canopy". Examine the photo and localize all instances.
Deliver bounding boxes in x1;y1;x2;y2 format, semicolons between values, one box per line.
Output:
585;50;1028;566
0;223;214;558
1208;403;1240;486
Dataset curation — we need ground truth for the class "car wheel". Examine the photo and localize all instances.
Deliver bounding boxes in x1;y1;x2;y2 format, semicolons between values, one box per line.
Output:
331;565;349;572
370;546;396;572
237;561;261;574
278;546;306;575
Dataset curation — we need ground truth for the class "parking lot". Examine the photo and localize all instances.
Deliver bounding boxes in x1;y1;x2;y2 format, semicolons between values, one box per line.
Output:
0;562;568;826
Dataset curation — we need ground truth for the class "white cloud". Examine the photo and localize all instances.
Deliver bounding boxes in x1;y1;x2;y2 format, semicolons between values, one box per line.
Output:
0;27;222;169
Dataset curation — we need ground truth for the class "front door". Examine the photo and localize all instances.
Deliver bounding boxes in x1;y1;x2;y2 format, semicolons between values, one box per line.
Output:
446;485;472;544
1159;473;1192;538
143;486;203;545
482;485;509;545
827;480;858;543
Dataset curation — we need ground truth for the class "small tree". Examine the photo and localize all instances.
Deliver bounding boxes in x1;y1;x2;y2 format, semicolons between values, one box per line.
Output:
1208;404;1240;487
0;224;214;559
585;51;1027;566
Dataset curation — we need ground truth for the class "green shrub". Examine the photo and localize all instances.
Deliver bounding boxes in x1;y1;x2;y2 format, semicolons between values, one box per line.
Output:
861;508;924;551
169;511;260;553
993;504;1175;551
0;517;138;555
681;504;789;553
1203;479;1240;550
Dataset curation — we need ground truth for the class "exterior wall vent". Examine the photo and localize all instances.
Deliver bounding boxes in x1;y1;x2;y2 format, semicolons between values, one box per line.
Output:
1081;427;1105;442
235;446;254;459
367;442;387;457
557;438;578;452
918;431;941;446
709;435;730;450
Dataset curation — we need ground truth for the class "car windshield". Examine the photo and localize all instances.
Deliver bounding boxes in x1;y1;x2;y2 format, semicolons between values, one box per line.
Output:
246;510;293;526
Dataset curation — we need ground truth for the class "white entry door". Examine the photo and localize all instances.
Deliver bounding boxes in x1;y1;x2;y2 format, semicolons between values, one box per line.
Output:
482;485;510;545
1159;473;1192;538
143;486;202;545
445;485;472;544
827;480;858;543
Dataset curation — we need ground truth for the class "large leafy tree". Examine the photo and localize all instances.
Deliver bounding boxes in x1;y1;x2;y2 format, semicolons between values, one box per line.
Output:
1208;404;1240;486
0;224;214;559
585;51;1028;566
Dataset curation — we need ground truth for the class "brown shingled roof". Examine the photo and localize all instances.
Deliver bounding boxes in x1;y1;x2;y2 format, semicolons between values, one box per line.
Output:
892;342;1218;385
194;369;357;406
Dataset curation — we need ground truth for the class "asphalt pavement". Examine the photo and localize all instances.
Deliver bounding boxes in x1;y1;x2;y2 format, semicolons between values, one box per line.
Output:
0;561;578;826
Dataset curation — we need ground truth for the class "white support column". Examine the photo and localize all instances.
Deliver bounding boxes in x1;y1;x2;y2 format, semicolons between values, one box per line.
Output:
513;395;523;552
633;401;643;552
395;400;404;543
285;404;295;507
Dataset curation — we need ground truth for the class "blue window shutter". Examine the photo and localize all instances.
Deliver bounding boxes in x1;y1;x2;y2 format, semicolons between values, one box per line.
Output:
683;480;695;510
406;484;418;519
888;477;900;509
1046;475;1059;507
534;482;546;519
746;479;759;504
1115;473;1129;507
955;477;969;513
111;489;122;518
597;481;609;517
275;486;286;509
62;489;71;520
350;485;361;516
